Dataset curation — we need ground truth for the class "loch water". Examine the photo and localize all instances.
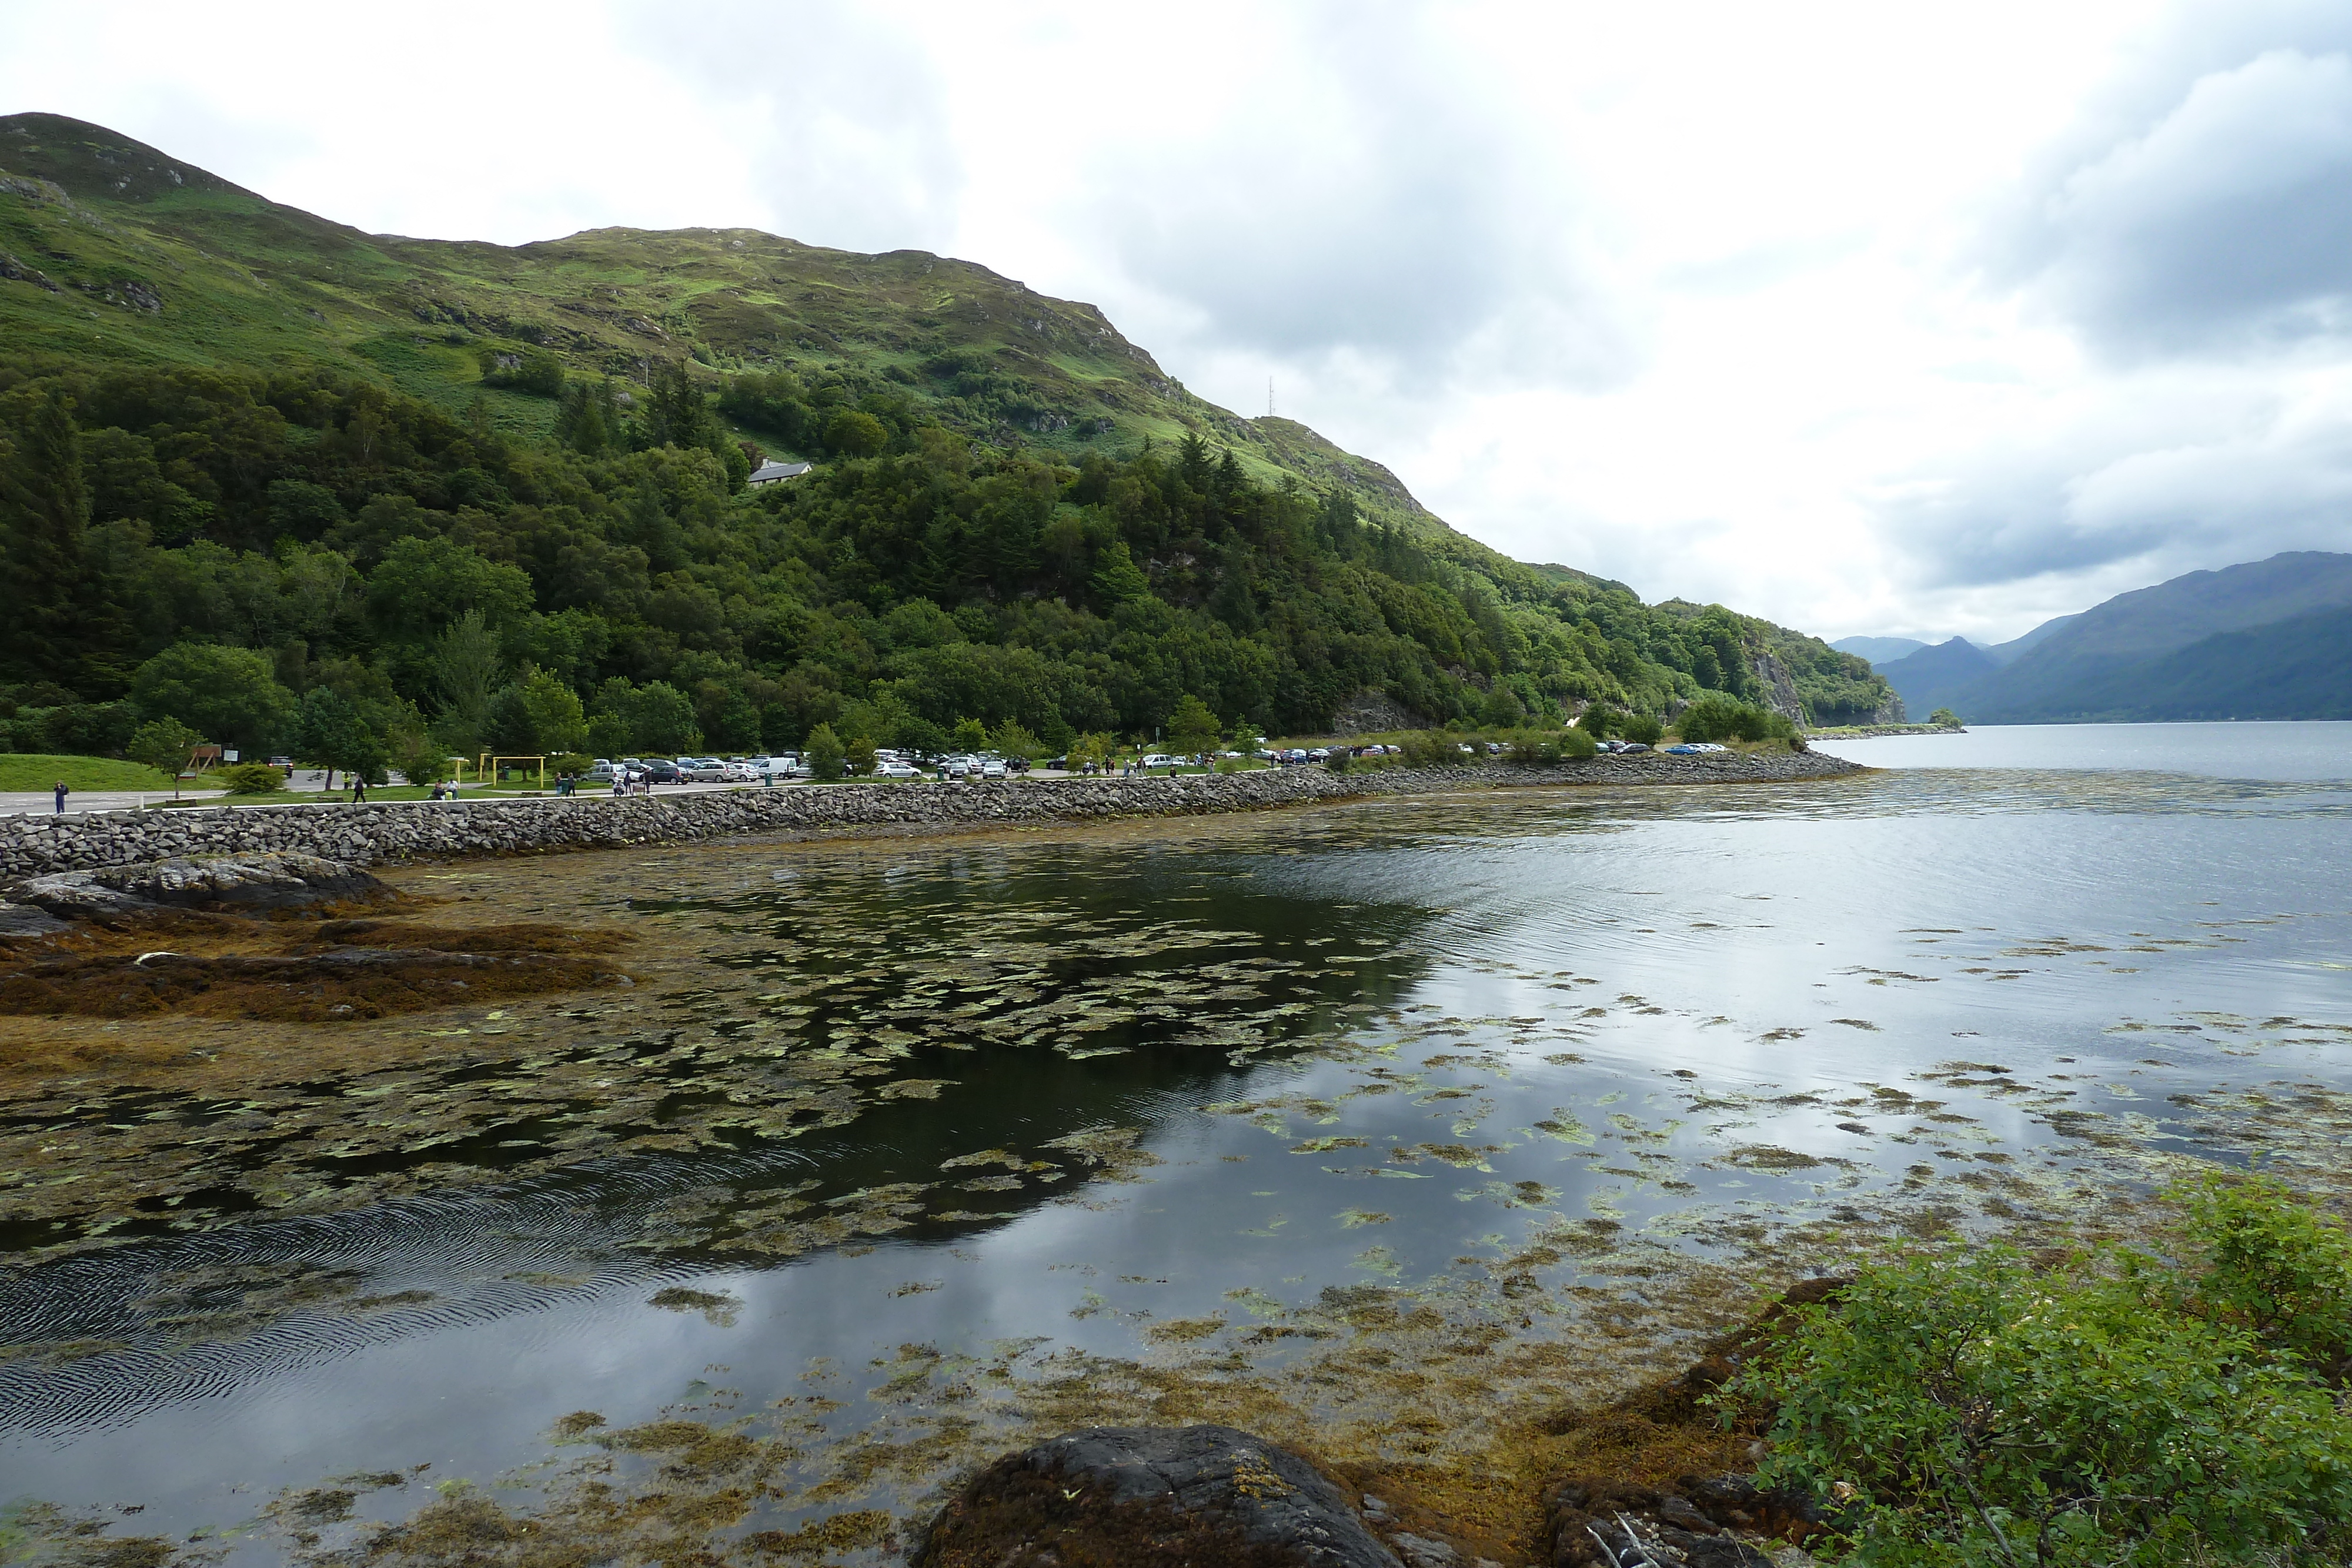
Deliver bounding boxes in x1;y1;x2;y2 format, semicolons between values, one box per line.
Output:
5;721;2350;1552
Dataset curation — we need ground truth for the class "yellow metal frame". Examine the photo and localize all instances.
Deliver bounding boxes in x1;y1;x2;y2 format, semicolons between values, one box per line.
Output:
457;754;547;789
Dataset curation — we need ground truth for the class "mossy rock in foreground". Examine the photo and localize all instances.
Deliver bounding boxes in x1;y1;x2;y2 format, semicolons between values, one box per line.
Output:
914;1423;1401;1568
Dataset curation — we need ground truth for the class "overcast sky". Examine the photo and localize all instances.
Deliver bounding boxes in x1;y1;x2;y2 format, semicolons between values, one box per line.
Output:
7;0;2351;643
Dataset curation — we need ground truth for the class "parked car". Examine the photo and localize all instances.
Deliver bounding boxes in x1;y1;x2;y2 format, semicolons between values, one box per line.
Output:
980;757;1008;778
876;760;920;779
585;759;616;782
641;760;683;784
1141;753;1176;769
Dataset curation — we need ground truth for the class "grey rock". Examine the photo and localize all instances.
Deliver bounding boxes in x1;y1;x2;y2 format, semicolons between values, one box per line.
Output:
0;754;1866;885
1393;1533;1461;1568
916;1423;1400;1568
9;850;391;918
0;899;68;937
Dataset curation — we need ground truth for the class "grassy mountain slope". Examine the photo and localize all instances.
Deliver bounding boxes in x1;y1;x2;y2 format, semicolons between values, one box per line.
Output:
1949;553;2352;722
1982;613;2077;667
0;113;1895;754
2053;605;2352;721
1;112;1444;532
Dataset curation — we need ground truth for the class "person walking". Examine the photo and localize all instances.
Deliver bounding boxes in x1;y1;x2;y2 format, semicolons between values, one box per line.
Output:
350;776;368;804
52;780;68;815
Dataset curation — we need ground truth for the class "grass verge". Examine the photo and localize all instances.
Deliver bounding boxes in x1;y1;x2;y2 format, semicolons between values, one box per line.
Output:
0;754;200;792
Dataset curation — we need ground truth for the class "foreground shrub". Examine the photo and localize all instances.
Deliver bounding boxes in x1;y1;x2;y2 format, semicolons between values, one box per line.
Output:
1620;712;1664;745
2173;1171;2352;1379
1506;728;1597;764
1578;702;1626;738
1395;730;1464;767
1735;1176;2352;1566
1676;695;1795;743
213;762;283;794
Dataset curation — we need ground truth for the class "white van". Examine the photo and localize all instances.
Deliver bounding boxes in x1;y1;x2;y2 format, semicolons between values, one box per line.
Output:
1141;753;1177;769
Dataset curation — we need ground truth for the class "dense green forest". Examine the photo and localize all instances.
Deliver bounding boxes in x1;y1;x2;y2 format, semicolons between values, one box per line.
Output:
0;113;1892;767
0;361;1888;767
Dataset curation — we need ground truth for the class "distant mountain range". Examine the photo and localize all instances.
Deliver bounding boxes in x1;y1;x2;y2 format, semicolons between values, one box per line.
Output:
1855;553;2352;723
1830;635;1927;665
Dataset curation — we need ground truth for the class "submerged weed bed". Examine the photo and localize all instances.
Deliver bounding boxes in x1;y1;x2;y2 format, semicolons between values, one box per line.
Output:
3;771;2348;1565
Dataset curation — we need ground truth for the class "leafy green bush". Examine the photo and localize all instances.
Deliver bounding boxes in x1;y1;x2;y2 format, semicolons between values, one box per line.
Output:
1930;707;1962;727
1578;703;1625;739
1504;728;1596;764
124;717;203;782
213;762;283;794
388;726;454;786
1396;730;1462;767
804;723;846;781
479;347;566;397
1621;713;1664;745
1676;695;1795;743
823;410;889;457
2174;1172;2352;1378
1735;1178;2352;1566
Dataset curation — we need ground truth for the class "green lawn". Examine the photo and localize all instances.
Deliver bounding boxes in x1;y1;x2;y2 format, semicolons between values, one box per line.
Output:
0;754;211;792
152;784;564;808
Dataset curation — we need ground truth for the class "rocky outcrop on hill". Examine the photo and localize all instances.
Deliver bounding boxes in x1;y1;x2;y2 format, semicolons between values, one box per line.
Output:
0;753;1865;880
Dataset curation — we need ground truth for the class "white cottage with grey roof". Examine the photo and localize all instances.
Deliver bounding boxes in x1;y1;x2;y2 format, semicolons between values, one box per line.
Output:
747;459;812;487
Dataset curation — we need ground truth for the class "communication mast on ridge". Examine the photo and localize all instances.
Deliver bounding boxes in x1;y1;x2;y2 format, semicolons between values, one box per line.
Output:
1267;378;1275;419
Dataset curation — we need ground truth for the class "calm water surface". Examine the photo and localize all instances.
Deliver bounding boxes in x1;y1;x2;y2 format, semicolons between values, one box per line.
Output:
5;721;2350;1550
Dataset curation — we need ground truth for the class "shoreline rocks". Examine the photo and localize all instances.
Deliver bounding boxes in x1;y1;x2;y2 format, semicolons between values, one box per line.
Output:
7;849;393;920
0;753;1865;880
914;1424;1405;1568
1807;724;1965;740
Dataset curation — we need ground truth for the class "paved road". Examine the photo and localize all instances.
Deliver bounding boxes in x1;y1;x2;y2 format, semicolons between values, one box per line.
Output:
0;768;1144;818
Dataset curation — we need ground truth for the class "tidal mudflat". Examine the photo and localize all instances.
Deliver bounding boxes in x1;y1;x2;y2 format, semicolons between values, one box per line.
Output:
5;726;2348;1566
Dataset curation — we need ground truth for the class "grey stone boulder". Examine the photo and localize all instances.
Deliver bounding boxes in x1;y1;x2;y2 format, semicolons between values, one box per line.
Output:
0;899;68;937
914;1423;1401;1568
8;851;392;919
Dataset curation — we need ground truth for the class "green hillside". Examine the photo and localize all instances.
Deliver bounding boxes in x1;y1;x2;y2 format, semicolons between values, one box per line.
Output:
0;113;1894;765
1930;553;2352;723
2025;605;2352;722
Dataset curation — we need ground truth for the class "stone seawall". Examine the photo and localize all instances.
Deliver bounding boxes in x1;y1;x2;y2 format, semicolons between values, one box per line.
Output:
0;751;1863;878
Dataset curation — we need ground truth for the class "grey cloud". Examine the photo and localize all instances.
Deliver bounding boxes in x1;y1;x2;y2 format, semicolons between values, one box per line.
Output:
1995;4;2352;357
1064;11;1635;389
618;4;964;254
1877;413;2352;594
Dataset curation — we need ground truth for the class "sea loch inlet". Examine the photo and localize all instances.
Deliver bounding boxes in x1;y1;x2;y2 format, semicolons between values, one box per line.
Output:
12;5;2352;1556
4;724;2347;1559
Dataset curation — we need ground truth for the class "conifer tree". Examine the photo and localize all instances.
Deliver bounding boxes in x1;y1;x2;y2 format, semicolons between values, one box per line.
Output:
0;389;91;683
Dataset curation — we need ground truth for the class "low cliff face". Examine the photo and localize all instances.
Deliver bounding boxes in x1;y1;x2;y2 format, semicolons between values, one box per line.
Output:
1749;654;1809;727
